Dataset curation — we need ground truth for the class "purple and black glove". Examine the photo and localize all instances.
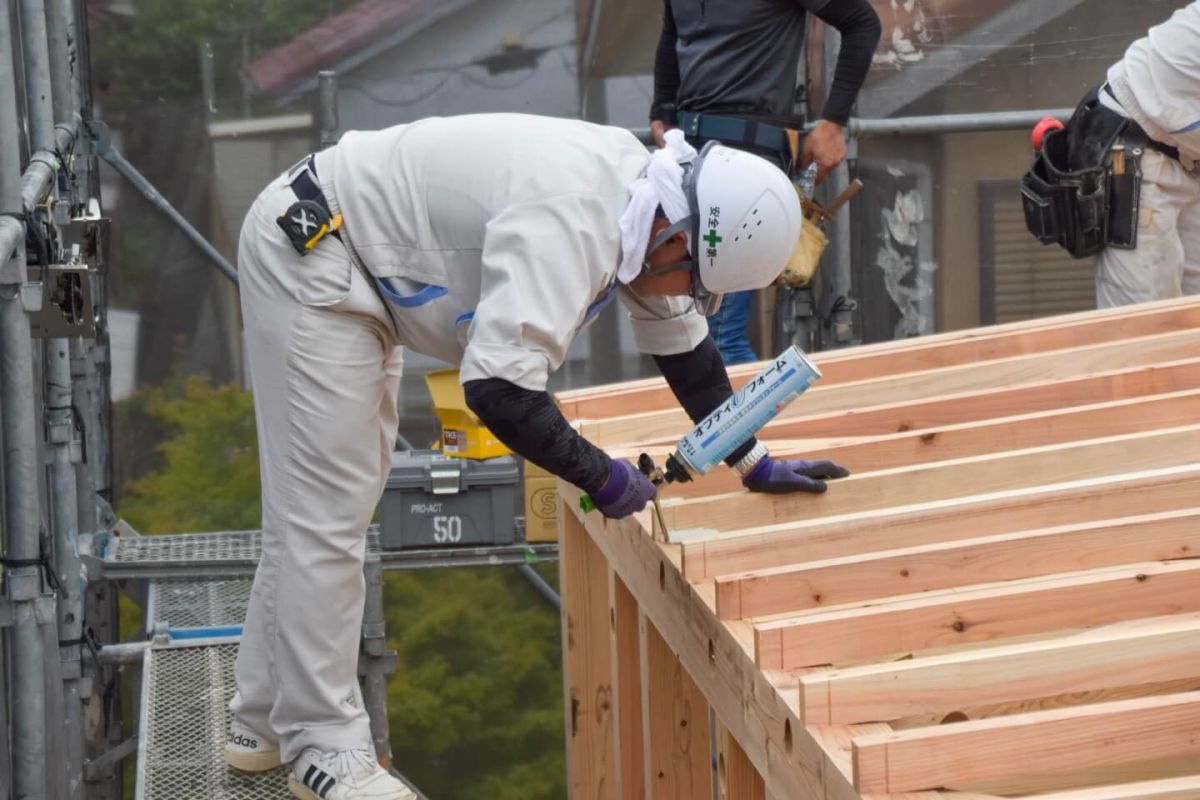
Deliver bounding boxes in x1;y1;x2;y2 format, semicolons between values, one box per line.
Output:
742;457;850;494
592;459;658;518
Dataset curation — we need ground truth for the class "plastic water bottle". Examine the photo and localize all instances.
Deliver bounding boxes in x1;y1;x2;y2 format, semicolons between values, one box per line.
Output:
796;162;819;200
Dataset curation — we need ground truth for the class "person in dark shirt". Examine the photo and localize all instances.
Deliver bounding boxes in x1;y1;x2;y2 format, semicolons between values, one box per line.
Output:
650;0;881;364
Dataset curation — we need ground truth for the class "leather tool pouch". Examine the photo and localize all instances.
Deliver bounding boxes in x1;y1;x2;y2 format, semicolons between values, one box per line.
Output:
1020;87;1141;258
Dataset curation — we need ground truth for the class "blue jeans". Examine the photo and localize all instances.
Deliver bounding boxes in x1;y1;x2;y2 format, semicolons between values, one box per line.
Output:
706;290;758;365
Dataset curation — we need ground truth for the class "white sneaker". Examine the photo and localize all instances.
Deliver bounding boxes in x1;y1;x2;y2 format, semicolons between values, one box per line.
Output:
223;720;282;772
289;748;418;800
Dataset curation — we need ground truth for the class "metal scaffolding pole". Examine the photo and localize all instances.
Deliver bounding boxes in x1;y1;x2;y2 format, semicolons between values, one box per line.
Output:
0;627;9;800
97;145;239;285
318;70;340;149
2;1;50;795
65;20;120;790
516;564;560;611
360;559;396;769
846;107;1073;138
819;24;858;348
42;0;88;793
18;0;85;794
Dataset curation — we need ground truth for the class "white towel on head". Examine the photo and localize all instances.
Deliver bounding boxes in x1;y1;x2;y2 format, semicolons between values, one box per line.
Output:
617;129;698;284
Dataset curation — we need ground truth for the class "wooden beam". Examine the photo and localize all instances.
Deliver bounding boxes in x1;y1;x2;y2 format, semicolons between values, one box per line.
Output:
752;356;1200;443
556;481;851;800
755;560;1200;669
715;508;1200;619
799;613;1200;725
579;330;1200;447
641;614;712;800
680;465;1200;581
654;389;1200;501
717;723;765;800
1029;776;1200;800
662;425;1200;534
610;573;644;799
557;298;1200;420
561;510;616;798
805;723;949;798
851;691;1200;794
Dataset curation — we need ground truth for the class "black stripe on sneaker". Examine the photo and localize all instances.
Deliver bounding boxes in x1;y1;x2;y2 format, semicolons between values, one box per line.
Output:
317;774;337;797
304;764;319;786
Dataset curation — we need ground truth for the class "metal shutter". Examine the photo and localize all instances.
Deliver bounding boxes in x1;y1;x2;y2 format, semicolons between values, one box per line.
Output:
980;183;1097;324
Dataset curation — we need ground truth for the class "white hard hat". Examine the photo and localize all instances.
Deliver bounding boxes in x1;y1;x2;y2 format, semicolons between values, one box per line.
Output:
646;141;802;314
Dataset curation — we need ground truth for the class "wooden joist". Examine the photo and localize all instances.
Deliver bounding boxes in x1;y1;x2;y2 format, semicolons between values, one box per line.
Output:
715;509;1200;619
749;356;1200;442
754;560;1200;669
556;298;1200;800
799;613;1200;725
579;330;1200;447
557;296;1200;420
651;387;1200;501
1029;776;1200;800
850;691;1200;794
678;464;1200;581
660;425;1200;534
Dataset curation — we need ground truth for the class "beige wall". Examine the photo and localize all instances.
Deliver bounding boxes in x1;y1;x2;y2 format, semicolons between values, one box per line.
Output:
936;131;1034;331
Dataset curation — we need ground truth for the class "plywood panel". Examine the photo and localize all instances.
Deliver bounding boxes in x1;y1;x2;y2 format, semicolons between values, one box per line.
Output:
562;511;616;799
642;615;712;800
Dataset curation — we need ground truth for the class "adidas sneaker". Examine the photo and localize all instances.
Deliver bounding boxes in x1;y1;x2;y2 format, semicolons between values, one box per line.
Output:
289;747;417;800
223;720;282;772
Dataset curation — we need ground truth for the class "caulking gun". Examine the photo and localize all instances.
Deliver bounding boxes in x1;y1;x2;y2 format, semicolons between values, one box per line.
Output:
582;345;823;538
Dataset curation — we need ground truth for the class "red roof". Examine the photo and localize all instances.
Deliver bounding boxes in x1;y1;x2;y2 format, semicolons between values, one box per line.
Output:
246;0;440;97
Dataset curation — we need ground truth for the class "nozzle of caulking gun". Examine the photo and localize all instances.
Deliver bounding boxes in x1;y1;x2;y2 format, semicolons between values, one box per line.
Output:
637;453;681;542
578;453;686;541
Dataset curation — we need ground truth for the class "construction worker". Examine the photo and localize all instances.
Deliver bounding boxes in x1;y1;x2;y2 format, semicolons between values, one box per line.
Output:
224;113;849;800
1025;3;1200;306
1093;2;1200;307
650;0;882;364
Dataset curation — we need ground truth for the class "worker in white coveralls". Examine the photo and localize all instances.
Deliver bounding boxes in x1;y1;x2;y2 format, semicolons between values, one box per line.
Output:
1026;2;1199;306
1097;2;1200;306
223;113;849;800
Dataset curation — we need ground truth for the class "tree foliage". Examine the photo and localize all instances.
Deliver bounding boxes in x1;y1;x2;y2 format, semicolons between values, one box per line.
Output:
385;567;565;799
91;0;353;109
115;377;566;796
118;375;261;534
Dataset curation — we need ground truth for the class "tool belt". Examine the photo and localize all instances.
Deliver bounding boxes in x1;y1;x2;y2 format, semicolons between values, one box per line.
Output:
677;110;802;169
278;156;342;255
1020;85;1174;259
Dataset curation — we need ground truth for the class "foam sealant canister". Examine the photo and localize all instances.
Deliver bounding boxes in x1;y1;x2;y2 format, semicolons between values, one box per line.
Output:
671;345;822;477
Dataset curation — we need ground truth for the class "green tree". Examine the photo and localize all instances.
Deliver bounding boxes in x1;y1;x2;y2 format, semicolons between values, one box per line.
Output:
92;0;353;111
385;567;565;799
118;375;260;534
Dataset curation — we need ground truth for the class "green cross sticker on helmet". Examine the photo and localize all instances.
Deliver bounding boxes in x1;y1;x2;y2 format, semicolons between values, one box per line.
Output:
683;142;803;314
642;141;802;316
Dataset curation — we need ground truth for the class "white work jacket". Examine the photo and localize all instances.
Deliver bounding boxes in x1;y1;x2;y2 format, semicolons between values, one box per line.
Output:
1107;2;1200;170
313;114;707;391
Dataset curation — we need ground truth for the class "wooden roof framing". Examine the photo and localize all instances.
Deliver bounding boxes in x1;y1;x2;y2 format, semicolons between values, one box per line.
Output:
554;296;1200;799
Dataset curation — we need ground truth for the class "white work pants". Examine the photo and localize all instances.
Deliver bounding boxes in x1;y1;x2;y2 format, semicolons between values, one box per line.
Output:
232;174;404;763
1097;150;1200;308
